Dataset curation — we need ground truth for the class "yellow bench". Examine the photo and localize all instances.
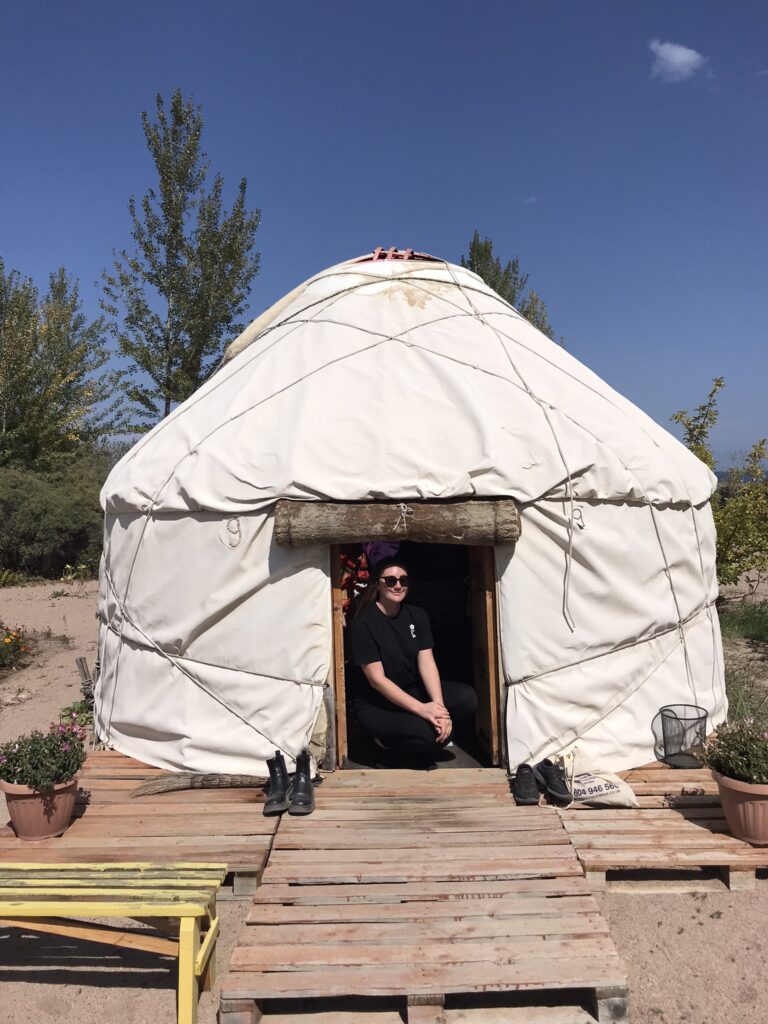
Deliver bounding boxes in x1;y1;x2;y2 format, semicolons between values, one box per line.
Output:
0;862;227;1024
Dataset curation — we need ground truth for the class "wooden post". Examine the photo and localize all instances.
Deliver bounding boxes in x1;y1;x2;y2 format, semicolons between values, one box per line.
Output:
177;916;201;1024
330;545;348;768
470;546;502;765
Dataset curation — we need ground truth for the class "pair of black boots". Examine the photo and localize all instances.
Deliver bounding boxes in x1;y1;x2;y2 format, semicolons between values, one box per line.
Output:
264;748;315;816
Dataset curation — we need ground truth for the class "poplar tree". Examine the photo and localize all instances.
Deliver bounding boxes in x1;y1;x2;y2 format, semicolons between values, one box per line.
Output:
0;261;119;466
103;89;261;427
461;230;556;340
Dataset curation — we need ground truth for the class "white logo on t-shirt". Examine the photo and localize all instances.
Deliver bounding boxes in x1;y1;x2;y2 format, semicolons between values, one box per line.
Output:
410;623;416;639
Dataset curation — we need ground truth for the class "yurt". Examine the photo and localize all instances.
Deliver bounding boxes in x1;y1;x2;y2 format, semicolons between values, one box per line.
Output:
94;249;726;775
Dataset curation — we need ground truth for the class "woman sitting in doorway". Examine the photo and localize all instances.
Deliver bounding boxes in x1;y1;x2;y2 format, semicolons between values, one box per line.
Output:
349;557;477;766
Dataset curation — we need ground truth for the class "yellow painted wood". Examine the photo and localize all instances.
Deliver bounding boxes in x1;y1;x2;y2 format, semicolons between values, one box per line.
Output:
178;915;201;1024
194;915;220;976
0;900;209;917
0;862;227;875
0;876;224;888
0;861;223;1024
0;916;178;956
0;887;218;900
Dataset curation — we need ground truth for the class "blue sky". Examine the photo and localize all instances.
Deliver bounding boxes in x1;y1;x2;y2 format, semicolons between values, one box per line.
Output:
1;2;766;464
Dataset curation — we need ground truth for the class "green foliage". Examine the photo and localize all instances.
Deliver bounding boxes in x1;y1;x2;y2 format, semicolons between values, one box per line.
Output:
703;718;768;785
0;569;25;587
61;699;94;726
103;88;261;426
704;665;768;783
0;623;30;671
0;715;87;791
60;561;96;582
672;379;768;585
725;664;768;724
461;230;556;340
0;456;106;577
719;601;768;643
0;261;123;467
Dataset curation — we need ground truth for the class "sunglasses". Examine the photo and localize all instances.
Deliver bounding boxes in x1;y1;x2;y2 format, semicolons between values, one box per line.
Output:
380;575;410;589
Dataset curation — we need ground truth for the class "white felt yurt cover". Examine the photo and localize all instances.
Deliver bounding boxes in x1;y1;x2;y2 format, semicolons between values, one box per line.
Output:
95;254;726;773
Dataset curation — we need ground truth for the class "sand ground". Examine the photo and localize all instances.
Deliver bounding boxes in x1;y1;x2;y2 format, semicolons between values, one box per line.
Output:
1;581;767;1024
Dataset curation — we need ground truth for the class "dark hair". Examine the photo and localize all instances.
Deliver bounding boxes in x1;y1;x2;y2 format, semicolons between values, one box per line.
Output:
357;557;411;611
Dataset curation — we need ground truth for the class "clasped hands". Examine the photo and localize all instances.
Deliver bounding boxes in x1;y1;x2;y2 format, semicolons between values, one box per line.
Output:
419;700;452;743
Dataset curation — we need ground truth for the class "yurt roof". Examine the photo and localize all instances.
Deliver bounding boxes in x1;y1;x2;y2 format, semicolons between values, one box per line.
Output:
102;253;716;516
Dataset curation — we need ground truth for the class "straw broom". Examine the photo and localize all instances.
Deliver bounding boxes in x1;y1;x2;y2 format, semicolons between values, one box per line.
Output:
131;773;267;797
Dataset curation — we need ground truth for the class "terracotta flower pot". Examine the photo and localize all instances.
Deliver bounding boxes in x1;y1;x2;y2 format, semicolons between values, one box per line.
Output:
0;777;78;840
715;772;768;846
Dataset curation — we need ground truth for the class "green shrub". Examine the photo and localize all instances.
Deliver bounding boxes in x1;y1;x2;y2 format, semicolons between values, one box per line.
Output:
0;623;30;672
0;569;26;587
719;601;768;643
0;456;106;578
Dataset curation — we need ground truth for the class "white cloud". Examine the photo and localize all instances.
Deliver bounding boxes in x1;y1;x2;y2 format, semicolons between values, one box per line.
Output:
523;195;539;205
649;39;709;83
757;68;768;77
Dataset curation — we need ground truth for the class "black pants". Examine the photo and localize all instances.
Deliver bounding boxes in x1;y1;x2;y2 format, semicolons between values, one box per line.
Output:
353;680;478;754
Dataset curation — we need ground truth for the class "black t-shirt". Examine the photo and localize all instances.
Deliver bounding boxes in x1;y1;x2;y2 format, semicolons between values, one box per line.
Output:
349;603;434;700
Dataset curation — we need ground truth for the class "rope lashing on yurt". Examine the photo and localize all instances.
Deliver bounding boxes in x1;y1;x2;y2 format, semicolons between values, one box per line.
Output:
440;259;579;632
98;566;321;760
393;502;414;534
120;267;502;470
511;624;685;766
507;598;717;688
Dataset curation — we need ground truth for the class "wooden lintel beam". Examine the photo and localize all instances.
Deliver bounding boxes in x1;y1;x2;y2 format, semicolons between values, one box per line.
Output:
274;499;520;548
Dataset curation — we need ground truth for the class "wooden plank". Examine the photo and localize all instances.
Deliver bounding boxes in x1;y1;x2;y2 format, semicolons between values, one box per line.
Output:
0;916;179;956
268;844;575;865
0;899;210;917
231;936;618;971
239;913;610;944
247;896;600;926
262;861;582;885
251;876;592;905
273;829;568;849
221;957;626;999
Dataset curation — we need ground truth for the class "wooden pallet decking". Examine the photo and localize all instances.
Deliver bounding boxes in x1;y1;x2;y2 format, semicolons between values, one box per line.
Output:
0;750;276;889
221;769;629;1024
560;763;768;891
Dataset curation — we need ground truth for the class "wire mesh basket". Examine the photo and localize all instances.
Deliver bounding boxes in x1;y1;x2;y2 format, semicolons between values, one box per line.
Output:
660;704;708;768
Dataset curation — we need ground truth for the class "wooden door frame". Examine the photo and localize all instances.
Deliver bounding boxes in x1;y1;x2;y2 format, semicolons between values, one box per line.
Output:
328;543;504;770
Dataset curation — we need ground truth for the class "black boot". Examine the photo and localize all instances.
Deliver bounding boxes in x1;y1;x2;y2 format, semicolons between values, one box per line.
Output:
263;750;291;816
288;748;315;816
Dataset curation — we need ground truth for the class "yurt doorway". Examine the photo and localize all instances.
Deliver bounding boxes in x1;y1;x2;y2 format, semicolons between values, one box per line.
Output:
330;542;503;769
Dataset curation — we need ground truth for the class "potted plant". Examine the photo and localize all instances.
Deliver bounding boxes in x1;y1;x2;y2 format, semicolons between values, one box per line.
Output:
703;717;768;846
0;713;87;840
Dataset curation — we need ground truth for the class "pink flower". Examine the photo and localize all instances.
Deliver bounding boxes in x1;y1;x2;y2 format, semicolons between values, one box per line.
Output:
61;743;70;752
